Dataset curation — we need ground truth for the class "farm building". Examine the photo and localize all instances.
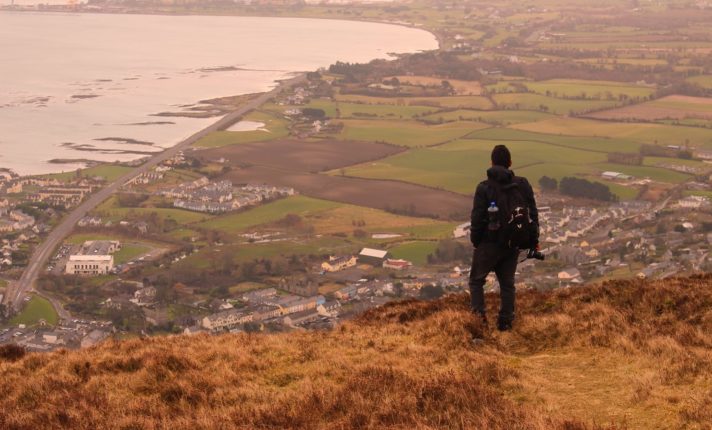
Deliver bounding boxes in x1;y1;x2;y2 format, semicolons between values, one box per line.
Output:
601;171;634;181
358;248;390;266
383;259;412;271
321;255;357;272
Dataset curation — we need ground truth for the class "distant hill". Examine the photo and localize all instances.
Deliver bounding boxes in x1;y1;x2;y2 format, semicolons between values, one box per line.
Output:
2;275;712;429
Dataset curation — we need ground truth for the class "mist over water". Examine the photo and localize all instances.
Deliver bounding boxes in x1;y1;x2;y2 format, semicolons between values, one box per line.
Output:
0;12;437;174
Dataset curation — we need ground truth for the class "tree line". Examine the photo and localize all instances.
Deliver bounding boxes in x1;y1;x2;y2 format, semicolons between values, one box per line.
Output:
539;176;617;202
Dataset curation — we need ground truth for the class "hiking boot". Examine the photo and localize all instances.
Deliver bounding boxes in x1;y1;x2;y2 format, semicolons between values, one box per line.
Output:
496;320;512;332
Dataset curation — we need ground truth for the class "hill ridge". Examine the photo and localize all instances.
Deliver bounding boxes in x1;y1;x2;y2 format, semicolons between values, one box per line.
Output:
2;274;712;429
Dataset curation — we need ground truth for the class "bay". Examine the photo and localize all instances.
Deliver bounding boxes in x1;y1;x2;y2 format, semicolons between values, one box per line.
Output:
0;11;437;174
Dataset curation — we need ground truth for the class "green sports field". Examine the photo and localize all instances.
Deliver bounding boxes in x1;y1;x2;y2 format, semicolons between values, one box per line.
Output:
9;296;59;327
387;241;438;266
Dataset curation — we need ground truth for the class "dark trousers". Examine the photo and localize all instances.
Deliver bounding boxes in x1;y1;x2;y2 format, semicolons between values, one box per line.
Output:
469;242;519;323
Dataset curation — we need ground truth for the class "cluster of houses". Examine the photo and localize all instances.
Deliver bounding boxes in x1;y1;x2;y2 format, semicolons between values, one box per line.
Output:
0;206;35;234
198;288;338;332
676;195;710;209
2;319;113;353
0;199;39;268
281;86;309;106
10;176;103;209
163;177;295;214
126;171;164;186
540;202;651;245
76;215;148;234
162;151;189;168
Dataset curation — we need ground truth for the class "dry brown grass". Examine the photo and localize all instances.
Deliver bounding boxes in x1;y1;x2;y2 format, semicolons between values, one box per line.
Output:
2;275;712;429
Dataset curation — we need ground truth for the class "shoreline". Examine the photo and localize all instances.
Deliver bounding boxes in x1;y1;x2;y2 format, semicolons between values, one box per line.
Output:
0;11;439;178
0;8;443;47
3;73;308;311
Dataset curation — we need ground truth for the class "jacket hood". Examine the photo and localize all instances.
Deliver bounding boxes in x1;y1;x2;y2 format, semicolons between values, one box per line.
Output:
487;165;514;184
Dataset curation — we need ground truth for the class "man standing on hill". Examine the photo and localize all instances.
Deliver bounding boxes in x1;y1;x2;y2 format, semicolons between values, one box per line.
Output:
469;145;540;331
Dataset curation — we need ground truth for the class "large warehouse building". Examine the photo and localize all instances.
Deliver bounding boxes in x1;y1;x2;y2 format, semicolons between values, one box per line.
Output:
65;255;114;276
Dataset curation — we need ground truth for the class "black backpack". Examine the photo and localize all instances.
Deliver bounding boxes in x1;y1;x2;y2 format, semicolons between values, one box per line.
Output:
487;179;534;250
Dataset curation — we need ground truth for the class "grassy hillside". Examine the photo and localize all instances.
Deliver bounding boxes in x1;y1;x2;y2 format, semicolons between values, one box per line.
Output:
2;275;712;429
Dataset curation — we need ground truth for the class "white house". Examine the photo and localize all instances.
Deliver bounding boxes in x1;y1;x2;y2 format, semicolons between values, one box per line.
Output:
558;268;582;283
453;222;471;239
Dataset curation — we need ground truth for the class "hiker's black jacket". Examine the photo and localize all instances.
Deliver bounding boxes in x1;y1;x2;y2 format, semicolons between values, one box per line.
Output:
470;165;539;248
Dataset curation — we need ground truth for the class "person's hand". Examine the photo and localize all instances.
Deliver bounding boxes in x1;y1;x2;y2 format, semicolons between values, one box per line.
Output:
527;246;544;260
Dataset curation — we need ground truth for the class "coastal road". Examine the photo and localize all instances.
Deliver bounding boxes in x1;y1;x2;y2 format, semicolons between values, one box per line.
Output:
3;74;307;315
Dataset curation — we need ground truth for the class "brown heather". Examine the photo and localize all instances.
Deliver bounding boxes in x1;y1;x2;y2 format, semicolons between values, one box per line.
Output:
2;274;712;430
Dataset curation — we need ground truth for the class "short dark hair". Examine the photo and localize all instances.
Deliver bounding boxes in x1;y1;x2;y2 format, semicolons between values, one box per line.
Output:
491;145;511;167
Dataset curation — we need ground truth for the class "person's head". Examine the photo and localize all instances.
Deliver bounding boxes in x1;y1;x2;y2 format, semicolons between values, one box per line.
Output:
491;144;512;168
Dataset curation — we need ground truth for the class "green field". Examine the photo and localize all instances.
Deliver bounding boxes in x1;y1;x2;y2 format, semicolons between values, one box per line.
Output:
523;79;656;100
422;110;555;125
388;241;438;266
686;75;712;89
577;58;668;67
336;102;437;119
466;127;642;153
342;138;607;195
649;98;712;113
48;164;133;182
492;93;620;115
659;118;712;128
179;235;353;269
267;99;438;120
196;196;340;235
304;204;448;236
334;93;494;110
64;233;159;264
9;296;58;327
341;127;685;199
333;119;488;147
643;156;711;169
165;228;202;242
113;244;152;265
266;99;339;117
194;111;289;148
594;163;692;183
93;196;212;225
683;190;712;199
512;117;712;149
